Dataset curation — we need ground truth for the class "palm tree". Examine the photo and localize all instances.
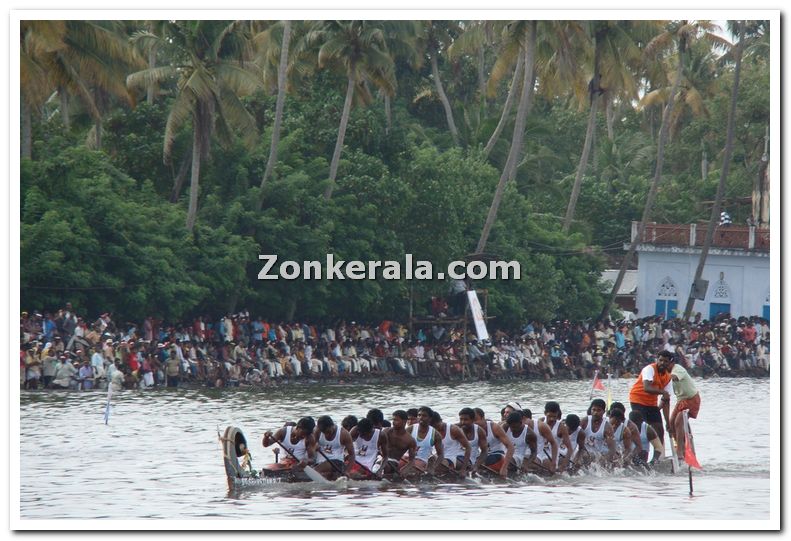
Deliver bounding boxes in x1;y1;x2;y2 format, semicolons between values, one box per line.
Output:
682;22;745;320
380;21;422;135
20;21;62;158
475;21;537;254
601;20;729;319
422;21;462;147
562;21;659;233
253;20;292;211
127;21;262;231
20;21;141;155
301;21;395;200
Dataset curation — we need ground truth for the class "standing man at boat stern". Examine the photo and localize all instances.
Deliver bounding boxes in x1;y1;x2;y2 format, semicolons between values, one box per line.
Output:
314;415;355;479
628;350;674;443
666;355;701;459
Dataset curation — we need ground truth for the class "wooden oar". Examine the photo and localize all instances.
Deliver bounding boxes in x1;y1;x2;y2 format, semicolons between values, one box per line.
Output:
354;459;389;483
273;440;330;484
315;447;347;479
668;433;680;474
480;463;517;484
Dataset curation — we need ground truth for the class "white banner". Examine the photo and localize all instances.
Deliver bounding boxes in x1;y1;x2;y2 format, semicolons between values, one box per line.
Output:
466;290;489;341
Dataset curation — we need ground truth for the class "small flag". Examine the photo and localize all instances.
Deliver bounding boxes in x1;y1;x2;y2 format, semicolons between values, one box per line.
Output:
683;412;702;469
592;371;605;391
104;381;113;425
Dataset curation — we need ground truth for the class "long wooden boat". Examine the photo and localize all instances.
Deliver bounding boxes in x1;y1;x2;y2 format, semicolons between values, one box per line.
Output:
221;426;678;490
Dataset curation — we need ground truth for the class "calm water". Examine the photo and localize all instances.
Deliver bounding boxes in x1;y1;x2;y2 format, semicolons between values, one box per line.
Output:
19;377;771;522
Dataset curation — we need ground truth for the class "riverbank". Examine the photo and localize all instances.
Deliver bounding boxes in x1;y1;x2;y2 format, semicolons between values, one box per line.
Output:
19;365;769;393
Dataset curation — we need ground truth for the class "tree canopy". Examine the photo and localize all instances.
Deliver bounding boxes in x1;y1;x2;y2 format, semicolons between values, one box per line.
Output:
20;19;770;327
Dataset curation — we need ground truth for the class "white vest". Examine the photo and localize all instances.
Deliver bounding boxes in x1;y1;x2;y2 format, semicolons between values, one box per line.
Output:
283;426;308;461
411;424;435;462
584;416;610;454
318;426;344;462
485;420;506;454
354;429;380;470
441;423;463;462
506;424;529;460
465;424;481;463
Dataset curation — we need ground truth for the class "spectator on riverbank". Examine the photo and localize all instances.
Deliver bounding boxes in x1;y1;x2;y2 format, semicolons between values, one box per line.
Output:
19;305;770;391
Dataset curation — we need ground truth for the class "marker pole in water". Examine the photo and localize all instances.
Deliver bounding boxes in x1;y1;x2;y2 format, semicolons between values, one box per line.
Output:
104;381;113;425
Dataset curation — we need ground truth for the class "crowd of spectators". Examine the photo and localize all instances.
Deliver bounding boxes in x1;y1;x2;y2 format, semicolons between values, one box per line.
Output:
19;302;770;392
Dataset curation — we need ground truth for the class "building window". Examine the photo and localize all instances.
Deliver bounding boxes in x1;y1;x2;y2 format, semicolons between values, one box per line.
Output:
657;277;678;298
713;279;730;299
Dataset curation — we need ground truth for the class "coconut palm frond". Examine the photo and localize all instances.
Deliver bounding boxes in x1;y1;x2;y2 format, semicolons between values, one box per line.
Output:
126;65;177;90
163;90;195;163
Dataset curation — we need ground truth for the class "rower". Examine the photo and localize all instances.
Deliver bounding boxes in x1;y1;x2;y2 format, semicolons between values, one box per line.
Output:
457;408;488;474
473;407;515;478
382;410;417;476
348;418;388;480
366;408;392;430
561;414;582;470
314;415;355;479
539;401;572;472
504;411;535;473
524;409;557;474
578;399;617;465
609;402;644;462
406;408;419;428
607;408;635;464
629;410;664;464
406;406;443;476
430;410;471;477
262;417;317;471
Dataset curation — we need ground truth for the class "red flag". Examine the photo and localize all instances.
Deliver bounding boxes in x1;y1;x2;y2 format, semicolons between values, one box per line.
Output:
592;372;605;391
683;417;703;469
684;441;702;469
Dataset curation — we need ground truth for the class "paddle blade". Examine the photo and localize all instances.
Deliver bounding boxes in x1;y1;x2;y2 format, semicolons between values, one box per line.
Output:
303;466;331;483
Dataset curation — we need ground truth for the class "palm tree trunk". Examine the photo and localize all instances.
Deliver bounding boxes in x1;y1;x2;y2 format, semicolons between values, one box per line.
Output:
478;45;487;111
169;146;192;203
605;96;615;141
430;51;460;146
94;119;102;149
384;93;391;135
59;88;70;130
600;47;685;320
476;21;537;254
562;94;599;233
325;73;355;200
186;123;202;232
483;48;524;158
256;20;291;211
147;46;157;104
682;24;744;321
21;99;32;159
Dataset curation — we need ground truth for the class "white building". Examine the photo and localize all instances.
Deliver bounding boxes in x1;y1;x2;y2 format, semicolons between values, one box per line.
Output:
630;222;770;320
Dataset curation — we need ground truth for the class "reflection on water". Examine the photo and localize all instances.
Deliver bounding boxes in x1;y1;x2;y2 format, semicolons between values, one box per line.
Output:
20;378;769;520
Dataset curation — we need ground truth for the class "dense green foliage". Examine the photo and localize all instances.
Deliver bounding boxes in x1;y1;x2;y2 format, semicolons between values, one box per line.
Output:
20;20;769;327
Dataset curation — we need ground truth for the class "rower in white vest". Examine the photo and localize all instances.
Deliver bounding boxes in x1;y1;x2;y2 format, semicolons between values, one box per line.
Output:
539;401;573;471
406;406;443;475
314;415;355;480
578;399;617;465
349;418;389;479
457;407;488;473
430;410;471;476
